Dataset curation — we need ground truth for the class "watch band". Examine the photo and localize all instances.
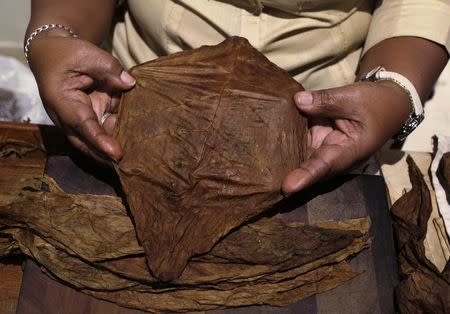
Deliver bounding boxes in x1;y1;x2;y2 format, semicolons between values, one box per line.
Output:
362;66;424;141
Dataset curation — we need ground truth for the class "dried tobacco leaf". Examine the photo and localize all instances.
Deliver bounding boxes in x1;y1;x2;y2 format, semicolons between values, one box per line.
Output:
1;190;142;260
114;37;308;281
391;156;450;313
0;235;20;258
86;262;360;313
0;122;46;206
391;156;431;250
10;229;138;291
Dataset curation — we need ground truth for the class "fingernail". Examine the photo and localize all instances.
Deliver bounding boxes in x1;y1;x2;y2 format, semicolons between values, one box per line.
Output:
296;92;313;106
120;71;136;86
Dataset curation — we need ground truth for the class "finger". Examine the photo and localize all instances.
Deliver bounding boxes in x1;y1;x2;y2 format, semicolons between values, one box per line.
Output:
310;120;333;150
73;115;123;161
294;85;363;120
282;141;355;194
75;41;136;91
67;134;112;166
61;98;123;161
282;157;332;194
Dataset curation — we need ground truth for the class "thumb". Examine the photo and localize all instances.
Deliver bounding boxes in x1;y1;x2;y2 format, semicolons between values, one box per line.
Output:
294;85;361;120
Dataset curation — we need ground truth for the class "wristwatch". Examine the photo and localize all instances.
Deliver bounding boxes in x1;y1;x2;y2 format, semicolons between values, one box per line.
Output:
362;66;424;141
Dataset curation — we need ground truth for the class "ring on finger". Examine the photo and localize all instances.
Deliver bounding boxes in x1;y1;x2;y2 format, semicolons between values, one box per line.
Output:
100;112;112;125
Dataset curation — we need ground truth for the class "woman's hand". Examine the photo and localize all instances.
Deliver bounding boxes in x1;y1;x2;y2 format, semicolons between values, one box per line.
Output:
28;34;135;162
282;81;411;194
282;36;448;195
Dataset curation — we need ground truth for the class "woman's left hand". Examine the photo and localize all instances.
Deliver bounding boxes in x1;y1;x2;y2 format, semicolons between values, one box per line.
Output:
282;81;411;194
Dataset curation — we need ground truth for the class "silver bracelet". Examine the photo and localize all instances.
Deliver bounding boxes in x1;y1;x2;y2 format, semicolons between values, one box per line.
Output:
24;23;78;62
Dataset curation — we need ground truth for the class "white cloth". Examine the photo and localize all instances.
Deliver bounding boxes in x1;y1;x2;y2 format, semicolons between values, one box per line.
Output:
431;135;450;240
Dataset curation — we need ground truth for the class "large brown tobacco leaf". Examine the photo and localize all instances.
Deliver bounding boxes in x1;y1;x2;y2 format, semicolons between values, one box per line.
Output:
114;37;308;281
391;156;450;313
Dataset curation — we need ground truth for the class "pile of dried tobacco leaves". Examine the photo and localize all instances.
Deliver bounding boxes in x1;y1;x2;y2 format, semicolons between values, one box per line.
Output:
0;178;371;312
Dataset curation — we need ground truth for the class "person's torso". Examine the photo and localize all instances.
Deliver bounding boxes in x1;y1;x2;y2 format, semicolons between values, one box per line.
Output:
113;0;375;89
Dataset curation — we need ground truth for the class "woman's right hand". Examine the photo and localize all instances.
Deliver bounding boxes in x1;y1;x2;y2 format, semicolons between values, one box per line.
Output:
28;33;135;162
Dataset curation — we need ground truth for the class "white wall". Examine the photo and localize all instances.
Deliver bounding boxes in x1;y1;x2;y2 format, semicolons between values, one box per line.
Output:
0;0;30;61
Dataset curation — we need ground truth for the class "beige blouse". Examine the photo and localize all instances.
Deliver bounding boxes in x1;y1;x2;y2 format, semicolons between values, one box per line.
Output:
112;0;450;90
